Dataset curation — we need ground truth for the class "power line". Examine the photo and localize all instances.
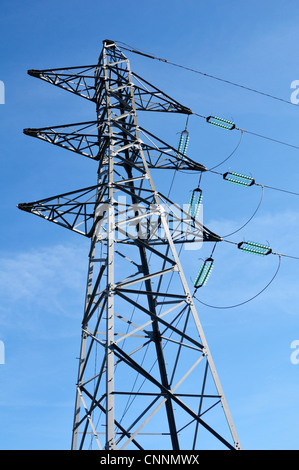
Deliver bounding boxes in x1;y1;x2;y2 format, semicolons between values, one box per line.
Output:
116;42;299;257
196;133;299;197
192;112;299;152
255;182;299;197
116;41;297;108
235;126;299;151
115;42;299;152
208;169;299;197
191;237;299;310
272;252;299;261
222;238;299;262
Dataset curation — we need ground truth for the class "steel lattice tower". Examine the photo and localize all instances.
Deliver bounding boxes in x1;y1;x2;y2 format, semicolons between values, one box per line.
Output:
18;40;241;451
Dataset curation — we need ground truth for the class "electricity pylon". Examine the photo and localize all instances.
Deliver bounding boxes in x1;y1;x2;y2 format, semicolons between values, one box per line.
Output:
18;40;241;451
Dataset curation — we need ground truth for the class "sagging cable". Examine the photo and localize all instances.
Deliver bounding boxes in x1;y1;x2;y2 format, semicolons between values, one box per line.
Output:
222;185;264;238
193;255;281;309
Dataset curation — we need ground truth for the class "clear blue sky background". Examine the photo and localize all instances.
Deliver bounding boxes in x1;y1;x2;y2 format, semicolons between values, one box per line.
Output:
0;0;299;450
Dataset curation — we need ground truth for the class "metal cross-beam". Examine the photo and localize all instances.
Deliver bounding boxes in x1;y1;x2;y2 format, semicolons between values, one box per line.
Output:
17;180;221;244
27;46;192;114
23;119;206;171
18;39;241;451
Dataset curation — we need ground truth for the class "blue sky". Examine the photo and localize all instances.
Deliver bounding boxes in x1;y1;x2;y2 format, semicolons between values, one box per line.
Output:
1;0;299;450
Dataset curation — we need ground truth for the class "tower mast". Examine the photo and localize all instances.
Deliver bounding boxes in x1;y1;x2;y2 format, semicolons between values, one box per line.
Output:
18;40;241;450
